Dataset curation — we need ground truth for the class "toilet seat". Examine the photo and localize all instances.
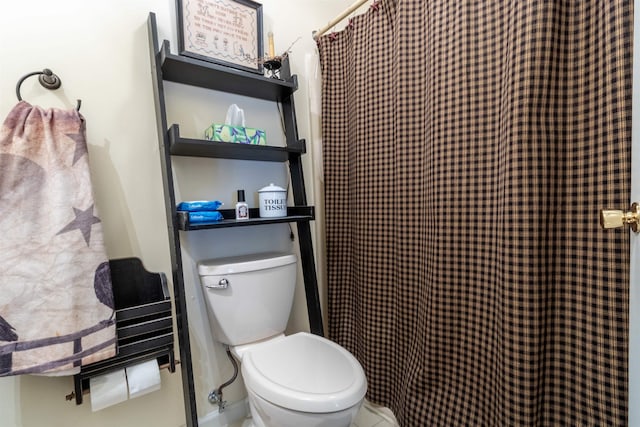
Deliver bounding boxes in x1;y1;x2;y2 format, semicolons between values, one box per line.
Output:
241;332;367;413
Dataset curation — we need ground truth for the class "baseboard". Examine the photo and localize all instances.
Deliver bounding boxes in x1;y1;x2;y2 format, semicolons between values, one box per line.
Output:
198;399;249;427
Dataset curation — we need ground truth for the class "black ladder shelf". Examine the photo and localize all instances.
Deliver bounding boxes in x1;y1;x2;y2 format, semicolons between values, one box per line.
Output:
146;12;323;427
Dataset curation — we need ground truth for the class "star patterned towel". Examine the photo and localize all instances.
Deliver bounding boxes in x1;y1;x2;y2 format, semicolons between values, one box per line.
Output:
0;101;116;376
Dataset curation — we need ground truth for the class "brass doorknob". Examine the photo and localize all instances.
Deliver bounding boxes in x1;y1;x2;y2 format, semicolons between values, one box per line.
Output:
600;202;640;233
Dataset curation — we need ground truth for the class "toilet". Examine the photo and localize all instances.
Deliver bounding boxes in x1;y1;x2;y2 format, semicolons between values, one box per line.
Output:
197;252;367;427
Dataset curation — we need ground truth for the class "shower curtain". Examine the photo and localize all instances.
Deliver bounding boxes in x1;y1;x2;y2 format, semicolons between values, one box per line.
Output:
317;1;631;426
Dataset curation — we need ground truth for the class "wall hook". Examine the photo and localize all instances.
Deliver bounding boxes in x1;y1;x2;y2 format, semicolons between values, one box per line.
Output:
38;68;61;90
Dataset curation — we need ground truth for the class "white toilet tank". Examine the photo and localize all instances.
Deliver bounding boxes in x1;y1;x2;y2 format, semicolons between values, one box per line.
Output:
197;253;297;346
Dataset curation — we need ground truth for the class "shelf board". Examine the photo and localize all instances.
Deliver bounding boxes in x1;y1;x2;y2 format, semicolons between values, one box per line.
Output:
158;40;297;101
168;125;305;161
177;207;314;230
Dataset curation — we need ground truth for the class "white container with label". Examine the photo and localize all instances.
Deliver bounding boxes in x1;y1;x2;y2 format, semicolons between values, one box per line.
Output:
258;183;287;218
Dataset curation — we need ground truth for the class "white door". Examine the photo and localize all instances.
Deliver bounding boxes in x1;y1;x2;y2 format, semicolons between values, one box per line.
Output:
629;6;639;425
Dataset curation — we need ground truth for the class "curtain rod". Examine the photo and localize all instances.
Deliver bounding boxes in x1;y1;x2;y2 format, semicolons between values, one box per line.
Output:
312;0;370;40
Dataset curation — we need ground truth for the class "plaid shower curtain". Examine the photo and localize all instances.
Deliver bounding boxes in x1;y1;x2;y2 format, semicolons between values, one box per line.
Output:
317;1;631;425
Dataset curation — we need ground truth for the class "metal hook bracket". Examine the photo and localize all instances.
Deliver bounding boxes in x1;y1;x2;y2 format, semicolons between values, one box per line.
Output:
38;69;61;90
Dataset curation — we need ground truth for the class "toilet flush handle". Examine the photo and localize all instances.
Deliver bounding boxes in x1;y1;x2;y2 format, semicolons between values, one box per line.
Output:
206;278;229;290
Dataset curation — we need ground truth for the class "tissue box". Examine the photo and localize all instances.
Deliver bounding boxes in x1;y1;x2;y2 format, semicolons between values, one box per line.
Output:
204;124;266;145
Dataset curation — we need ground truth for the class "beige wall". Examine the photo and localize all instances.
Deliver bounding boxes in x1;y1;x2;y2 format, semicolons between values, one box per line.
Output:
0;1;350;426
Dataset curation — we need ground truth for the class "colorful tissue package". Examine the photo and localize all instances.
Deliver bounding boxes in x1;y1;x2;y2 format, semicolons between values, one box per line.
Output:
204;124;266;145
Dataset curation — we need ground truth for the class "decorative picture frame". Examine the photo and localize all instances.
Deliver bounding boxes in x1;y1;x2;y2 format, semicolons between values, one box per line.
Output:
176;0;264;74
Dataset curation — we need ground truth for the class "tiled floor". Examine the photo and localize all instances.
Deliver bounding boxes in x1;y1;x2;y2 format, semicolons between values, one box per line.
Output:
351;400;399;427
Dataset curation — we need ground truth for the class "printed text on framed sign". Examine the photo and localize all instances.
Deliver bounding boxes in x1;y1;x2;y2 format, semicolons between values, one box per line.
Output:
177;0;264;74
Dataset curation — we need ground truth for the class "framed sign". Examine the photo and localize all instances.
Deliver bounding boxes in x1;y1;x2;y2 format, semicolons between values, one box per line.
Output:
177;0;264;74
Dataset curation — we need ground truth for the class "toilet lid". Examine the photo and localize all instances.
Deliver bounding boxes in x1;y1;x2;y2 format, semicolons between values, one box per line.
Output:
241;332;367;413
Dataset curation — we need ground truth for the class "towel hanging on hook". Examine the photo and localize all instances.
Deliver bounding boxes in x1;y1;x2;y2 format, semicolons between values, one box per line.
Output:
15;69;82;111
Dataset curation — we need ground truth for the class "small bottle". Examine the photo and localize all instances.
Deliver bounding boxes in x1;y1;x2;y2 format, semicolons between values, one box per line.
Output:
235;189;249;220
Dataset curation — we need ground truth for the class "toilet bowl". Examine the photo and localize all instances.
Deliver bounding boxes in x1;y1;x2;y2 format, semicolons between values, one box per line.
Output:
198;253;367;427
239;332;366;427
